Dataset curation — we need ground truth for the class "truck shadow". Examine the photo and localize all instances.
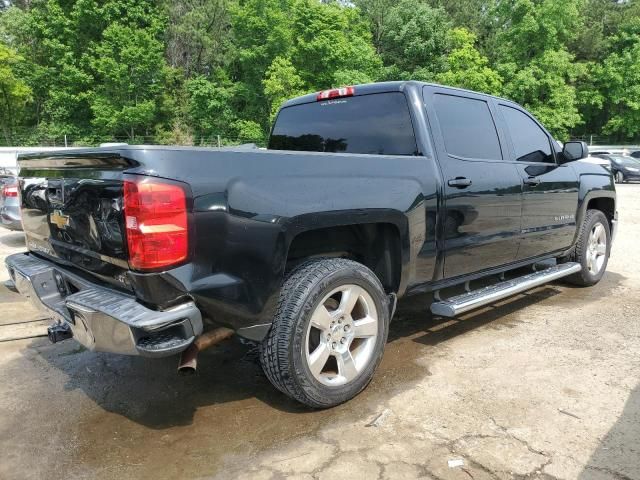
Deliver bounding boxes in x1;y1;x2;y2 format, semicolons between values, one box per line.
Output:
578;383;640;479
26;270;625;432
392;269;626;347
0;231;26;249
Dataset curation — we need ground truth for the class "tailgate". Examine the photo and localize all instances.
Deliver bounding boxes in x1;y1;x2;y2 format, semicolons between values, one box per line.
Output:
18;150;132;287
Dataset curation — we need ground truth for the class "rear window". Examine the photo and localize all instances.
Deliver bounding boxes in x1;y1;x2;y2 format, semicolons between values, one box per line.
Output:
269;92;418;155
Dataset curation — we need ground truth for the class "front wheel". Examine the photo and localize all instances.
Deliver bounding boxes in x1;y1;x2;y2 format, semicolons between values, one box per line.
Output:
260;258;389;408
562;209;611;286
615;171;625;184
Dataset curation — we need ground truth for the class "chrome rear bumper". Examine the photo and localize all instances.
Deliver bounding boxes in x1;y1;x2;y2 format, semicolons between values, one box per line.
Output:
5;253;202;357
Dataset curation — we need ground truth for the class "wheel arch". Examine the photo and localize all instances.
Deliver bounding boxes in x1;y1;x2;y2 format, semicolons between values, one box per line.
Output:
572;175;616;249
283;211;410;296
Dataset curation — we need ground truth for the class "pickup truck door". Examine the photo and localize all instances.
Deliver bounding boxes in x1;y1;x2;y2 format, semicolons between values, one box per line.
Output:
494;103;580;260
423;87;523;278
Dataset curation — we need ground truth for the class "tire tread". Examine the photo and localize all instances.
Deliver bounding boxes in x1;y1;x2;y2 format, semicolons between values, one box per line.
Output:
260;258;387;408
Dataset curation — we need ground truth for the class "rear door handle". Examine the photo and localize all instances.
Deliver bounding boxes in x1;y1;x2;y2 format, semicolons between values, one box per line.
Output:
524;176;541;186
448;177;472;188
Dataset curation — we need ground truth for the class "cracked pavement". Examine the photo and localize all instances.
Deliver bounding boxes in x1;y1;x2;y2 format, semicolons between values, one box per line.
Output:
0;185;638;480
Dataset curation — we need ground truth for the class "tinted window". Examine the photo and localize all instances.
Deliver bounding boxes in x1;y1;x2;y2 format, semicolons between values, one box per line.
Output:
433;94;502;160
269;93;417;155
500;105;554;163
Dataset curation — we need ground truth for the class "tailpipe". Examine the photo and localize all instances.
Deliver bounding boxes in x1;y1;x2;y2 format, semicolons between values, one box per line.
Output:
177;327;234;374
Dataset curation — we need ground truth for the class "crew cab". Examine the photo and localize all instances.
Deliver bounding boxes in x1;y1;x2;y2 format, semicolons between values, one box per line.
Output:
6;81;617;408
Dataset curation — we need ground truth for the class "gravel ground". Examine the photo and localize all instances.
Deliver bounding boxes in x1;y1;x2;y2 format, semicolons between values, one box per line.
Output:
0;185;638;480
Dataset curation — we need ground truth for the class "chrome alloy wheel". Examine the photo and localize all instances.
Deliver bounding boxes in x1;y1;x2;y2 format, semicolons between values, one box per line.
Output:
304;284;379;387
587;222;607;275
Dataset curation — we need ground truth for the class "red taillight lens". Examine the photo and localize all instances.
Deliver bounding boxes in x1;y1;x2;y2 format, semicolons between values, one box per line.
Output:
316;86;355;101
123;178;188;271
2;185;18;197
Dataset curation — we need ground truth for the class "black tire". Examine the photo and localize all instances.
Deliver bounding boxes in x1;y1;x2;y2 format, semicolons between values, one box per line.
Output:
260;258;389;408
615;171;624;184
561;209;611;286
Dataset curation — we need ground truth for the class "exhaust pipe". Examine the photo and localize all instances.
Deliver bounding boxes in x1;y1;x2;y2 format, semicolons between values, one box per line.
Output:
177;327;234;374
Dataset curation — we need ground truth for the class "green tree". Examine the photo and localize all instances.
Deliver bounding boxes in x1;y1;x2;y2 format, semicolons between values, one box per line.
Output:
263;56;305;120
230;0;295;126
595;20;640;139
491;0;583;62
377;0;451;80
290;0;382;88
493;0;585;138
571;0;632;62
185;72;238;143
0;42;31;143
2;0;640;145
427;0;497;40
87;23;166;140
500;50;585;139
354;0;395;53
436;28;502;95
164;0;232;77
231;119;265;145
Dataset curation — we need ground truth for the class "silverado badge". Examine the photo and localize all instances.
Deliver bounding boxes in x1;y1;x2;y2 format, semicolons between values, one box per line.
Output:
50;210;70;229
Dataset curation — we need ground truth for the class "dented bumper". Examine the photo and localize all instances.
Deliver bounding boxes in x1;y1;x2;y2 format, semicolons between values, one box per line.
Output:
5;252;203;357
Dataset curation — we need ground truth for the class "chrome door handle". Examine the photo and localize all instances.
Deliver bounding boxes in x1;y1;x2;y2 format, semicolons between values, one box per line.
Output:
524;177;541;186
448;177;472;188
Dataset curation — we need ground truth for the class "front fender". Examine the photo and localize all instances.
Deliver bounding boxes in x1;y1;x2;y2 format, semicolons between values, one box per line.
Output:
572;171;616;247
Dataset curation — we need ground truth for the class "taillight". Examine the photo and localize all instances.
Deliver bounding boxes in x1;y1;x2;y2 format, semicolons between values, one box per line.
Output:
2;185;18;197
316;86;355;101
123;177;189;271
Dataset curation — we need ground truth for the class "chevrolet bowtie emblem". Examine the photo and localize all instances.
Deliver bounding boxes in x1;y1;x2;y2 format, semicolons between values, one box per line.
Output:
50;210;70;229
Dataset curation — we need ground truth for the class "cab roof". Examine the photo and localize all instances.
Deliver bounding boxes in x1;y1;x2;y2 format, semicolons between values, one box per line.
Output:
280;81;515;109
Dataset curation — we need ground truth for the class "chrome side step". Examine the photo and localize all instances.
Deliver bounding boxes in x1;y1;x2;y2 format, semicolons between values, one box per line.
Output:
430;262;582;318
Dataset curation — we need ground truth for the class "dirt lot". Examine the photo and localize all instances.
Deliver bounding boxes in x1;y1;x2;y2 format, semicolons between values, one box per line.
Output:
0;185;638;480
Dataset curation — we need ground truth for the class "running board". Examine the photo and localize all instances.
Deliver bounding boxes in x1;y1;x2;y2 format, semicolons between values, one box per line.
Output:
430;262;582;318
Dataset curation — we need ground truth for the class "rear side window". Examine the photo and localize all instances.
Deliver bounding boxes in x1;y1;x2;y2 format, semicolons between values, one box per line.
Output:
499;105;554;163
269;92;417;155
433;94;502;160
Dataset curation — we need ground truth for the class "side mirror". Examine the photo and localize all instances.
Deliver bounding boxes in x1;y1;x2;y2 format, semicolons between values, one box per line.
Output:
561;141;589;163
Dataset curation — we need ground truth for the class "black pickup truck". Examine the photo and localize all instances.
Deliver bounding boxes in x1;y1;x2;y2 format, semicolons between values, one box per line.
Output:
6;81;617;408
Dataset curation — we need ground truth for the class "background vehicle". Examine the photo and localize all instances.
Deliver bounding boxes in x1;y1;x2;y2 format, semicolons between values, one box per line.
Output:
0;167;18;188
593;154;640;183
5;81;616;408
0;178;22;231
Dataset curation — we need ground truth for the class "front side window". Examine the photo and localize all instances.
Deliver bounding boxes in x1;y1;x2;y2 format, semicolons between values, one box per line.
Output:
499;105;555;163
433;93;503;160
269;92;418;155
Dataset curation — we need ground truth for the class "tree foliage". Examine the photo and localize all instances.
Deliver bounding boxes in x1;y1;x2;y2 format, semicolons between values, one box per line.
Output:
0;0;639;145
0;43;31;143
596;19;640;138
378;0;451;80
435;28;502;96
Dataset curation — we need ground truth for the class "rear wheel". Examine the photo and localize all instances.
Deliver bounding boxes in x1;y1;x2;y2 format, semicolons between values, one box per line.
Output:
615;171;625;184
260;258;389;408
562;209;610;286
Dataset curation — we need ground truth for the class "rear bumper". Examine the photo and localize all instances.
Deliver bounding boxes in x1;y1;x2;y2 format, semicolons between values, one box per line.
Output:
5;252;203;357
